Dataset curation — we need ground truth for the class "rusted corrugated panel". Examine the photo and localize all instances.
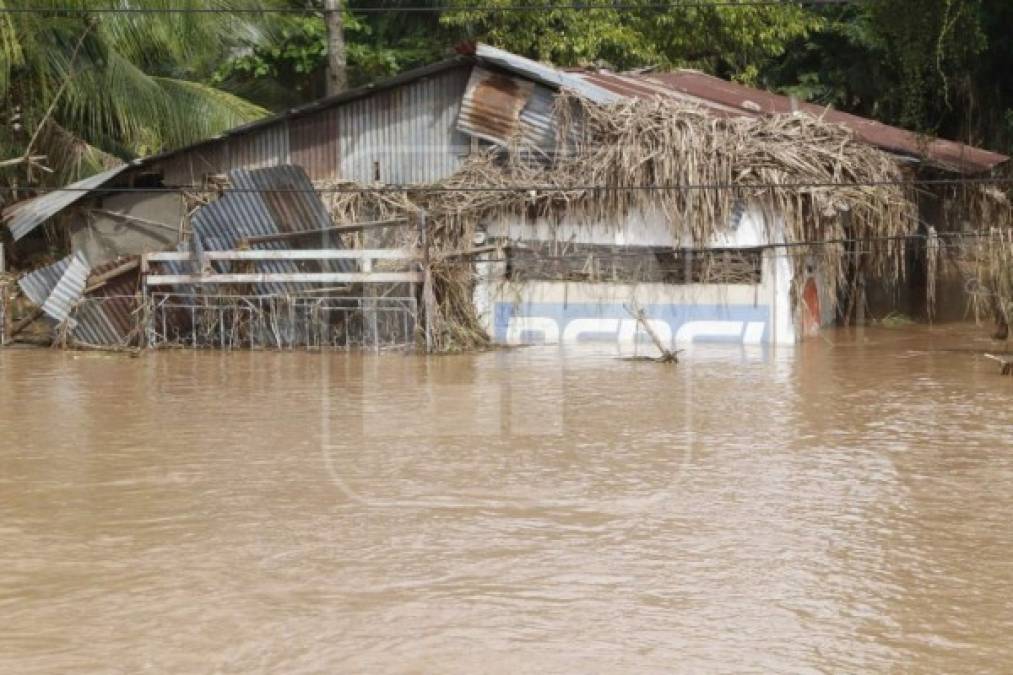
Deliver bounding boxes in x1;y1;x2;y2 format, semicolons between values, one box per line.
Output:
232;164;333;235
191;165;352;294
458;66;535;145
337;65;471;184
4;165;129;241
473;43;620;105
73;258;141;346
290;108;340;181
227;121;290;170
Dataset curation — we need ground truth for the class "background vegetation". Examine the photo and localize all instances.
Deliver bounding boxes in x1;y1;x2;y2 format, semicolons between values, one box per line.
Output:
1;0;1011;188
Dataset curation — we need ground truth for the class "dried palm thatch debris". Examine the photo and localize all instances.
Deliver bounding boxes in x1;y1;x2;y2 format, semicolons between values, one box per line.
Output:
967;226;1013;335
942;185;1013;337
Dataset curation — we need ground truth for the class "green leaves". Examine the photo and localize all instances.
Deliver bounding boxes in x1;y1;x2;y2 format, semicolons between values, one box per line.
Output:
439;0;821;77
214;0;456;107
0;0;278;185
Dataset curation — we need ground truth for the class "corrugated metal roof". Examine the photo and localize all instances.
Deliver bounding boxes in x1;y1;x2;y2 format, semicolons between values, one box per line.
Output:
576;70;1008;174
191;164;353;295
1;59;474;238
6;44;1006;243
472;44;620;105
4;165;129;241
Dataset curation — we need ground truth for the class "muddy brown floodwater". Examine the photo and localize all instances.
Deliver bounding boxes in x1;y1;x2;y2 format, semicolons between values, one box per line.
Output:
1;325;1011;673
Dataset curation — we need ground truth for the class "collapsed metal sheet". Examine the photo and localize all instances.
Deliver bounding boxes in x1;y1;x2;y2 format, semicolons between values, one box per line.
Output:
72;258;142;346
518;84;558;154
473;43;621;105
190;164;353;295
17;252;90;326
43;253;89;326
4;165;130;241
18;255;73;307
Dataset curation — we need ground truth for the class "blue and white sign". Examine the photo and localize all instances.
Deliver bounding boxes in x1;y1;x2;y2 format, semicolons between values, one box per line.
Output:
493;302;772;346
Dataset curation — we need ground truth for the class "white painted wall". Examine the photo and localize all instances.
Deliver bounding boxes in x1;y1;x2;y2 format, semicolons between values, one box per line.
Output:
475;204;812;347
484;203;771;249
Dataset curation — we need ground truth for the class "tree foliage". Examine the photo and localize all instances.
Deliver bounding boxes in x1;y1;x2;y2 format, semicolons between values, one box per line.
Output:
440;1;822;82
214;0;456;108
212;0;1013;156
762;0;1010;151
4;0;1013;191
0;0;277;185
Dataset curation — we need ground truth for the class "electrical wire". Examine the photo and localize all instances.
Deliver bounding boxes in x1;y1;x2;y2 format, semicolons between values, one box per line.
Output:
0;0;865;15
2;175;1012;195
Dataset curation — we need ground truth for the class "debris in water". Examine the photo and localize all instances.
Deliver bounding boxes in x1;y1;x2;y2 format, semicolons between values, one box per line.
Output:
984;353;1013;376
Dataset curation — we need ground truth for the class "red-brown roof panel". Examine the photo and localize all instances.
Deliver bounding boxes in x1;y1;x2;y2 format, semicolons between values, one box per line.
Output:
575;70;1008;174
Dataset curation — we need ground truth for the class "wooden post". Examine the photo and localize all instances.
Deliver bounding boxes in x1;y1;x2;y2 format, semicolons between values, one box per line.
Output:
0;282;8;346
0;241;7;344
140;253;150;349
420;210;434;353
324;0;347;95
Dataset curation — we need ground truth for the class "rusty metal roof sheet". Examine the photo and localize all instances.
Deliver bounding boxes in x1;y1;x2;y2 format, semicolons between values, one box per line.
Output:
457;67;535;145
73;258;141;346
576;70;1008;174
472;44;620;105
4;165;129;241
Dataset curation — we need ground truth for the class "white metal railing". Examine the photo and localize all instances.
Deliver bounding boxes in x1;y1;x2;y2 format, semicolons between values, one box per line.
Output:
142;248;422;286
146;293;417;350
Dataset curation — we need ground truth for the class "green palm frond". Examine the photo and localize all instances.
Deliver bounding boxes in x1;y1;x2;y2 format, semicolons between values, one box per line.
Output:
152;77;269;147
1;0;280;184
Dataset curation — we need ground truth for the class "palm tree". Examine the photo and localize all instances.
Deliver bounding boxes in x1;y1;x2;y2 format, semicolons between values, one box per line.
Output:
0;0;279;187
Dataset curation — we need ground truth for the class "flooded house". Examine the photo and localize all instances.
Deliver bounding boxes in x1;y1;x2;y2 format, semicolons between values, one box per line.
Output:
1;44;1008;352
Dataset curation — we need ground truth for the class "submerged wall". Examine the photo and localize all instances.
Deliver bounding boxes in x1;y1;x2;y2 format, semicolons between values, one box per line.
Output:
474;204;816;348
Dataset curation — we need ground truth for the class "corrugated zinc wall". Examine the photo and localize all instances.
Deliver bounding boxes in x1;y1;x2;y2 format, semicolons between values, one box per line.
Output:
153;143;230;186
290;108;341;181
150;65;472;187
337;66;471;184
229;120;291;171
